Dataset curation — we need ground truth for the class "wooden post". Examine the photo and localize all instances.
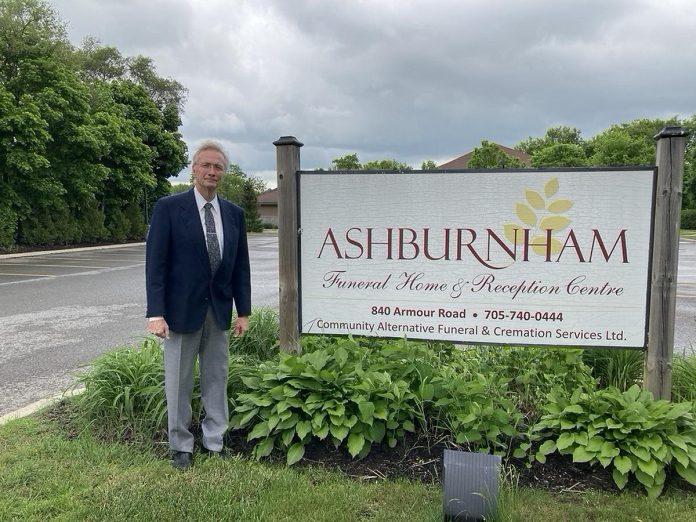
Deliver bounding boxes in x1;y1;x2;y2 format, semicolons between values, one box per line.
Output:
273;136;303;353
644;126;689;399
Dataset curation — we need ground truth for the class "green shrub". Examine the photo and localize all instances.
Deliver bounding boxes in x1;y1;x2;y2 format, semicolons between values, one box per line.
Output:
459;346;595;423
0;204;17;249
105;206;130;242
230;337;424;465
76;200;109;242
231;337;528;464
681;208;696;230
19;204;82;245
75;337;194;437
429;369;522;454
582;348;644;391
124;201;147;239
673;354;696;408
74;336;263;438
229;308;279;360
520;384;696;499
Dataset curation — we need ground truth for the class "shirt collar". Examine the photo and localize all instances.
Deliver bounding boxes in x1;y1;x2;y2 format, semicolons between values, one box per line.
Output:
193;187;220;213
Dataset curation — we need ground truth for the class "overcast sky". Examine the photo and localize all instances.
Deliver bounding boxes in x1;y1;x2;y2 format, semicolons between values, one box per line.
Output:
51;0;695;187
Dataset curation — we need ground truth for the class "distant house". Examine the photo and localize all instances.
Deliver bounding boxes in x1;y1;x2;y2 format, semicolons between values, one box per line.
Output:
257;188;278;226
437;143;531;169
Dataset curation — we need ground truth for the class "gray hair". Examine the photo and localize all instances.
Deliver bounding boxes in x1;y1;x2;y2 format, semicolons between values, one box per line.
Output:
191;140;230;170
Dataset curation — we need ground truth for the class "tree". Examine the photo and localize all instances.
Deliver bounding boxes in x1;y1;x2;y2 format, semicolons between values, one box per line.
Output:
331;153;361;170
127;55;187;112
421;160;438;170
362;159;412;171
170;183;190;195
0;83;51;246
215;164;266;205
517;126;585;156
329;153;412;171
531;144;588;167
467;140;524;168
0;0;188;249
76;37;127;81
0;0;72;83
241;179;264;232
214;163;268;233
214;163;266;232
587;118;679;167
670;117;696;209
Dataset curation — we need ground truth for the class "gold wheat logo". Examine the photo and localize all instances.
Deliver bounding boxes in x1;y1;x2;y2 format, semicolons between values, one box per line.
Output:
503;177;574;256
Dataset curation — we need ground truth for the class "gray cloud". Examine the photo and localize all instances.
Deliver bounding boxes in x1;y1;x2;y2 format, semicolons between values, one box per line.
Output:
52;0;696;186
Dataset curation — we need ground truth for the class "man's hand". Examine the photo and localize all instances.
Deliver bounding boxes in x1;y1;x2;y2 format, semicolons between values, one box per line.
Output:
233;316;249;337
147;317;170;339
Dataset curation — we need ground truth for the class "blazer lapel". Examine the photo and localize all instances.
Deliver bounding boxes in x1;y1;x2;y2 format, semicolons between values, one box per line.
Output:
219;200;237;267
218;198;234;263
181;189;212;274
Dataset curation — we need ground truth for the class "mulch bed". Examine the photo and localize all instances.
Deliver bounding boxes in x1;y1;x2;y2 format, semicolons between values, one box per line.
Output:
224;428;618;493
45;401;694;496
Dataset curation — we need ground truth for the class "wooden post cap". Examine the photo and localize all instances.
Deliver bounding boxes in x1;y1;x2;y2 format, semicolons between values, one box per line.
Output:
273;136;304;147
653;127;690;140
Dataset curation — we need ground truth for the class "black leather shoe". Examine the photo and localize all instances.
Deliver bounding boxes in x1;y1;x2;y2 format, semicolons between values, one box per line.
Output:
201;446;233;460
170;451;192;470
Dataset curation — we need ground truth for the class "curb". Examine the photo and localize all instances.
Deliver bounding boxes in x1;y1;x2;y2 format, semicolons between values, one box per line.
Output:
0;387;85;425
0;242;145;260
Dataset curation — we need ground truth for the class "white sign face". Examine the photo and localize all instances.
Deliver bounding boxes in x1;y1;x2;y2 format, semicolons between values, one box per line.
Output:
299;170;655;348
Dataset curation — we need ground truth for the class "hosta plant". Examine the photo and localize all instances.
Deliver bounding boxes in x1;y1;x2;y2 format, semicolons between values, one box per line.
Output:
517;384;696;498
430;370;523;454
230;338;422;465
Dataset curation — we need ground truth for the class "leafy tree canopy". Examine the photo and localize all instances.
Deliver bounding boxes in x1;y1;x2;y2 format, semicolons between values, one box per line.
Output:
467;140;524;169
331;153;361;170
0;0;188;249
587;117;680;166
330;153;412;171
517;126;585;156
215;164;267;205
362;159;412;171
0;0;71;82
531;144;588;168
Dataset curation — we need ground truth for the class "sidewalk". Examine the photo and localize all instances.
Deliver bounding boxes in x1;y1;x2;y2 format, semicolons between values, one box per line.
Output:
0;242;146;260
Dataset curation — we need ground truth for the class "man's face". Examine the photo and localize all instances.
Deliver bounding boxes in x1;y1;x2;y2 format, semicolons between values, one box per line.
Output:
192;149;226;193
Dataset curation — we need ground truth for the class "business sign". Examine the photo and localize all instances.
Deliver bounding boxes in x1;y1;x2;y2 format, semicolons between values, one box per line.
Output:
298;169;655;348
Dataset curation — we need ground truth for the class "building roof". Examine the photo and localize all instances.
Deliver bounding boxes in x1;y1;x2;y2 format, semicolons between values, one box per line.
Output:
257;188;278;206
437;143;531;169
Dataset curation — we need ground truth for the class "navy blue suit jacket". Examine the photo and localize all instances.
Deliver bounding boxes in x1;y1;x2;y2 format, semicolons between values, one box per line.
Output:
145;189;251;332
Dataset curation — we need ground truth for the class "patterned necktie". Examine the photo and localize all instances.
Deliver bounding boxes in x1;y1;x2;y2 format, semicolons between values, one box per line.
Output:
203;202;221;273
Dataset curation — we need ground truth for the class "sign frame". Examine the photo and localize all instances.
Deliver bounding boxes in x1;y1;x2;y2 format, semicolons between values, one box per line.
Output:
296;167;657;350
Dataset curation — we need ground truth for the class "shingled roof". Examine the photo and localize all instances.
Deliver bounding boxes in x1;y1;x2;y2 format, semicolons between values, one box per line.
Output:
257;188;278;205
438;143;531;169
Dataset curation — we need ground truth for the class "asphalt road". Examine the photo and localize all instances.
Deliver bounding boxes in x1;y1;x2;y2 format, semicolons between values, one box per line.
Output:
1;237;695;418
0;236;279;417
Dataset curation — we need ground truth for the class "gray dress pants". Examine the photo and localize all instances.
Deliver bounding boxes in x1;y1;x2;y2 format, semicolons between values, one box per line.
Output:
164;307;230;453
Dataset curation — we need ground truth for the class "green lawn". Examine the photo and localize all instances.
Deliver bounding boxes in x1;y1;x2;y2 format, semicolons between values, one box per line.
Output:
680;229;696;240
2;412;695;521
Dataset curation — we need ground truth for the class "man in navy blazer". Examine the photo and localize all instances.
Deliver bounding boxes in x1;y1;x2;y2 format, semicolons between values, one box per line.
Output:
146;140;251;469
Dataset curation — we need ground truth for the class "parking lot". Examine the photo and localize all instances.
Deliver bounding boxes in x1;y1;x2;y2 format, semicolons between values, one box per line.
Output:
0;237;279;418
0;245;146;285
